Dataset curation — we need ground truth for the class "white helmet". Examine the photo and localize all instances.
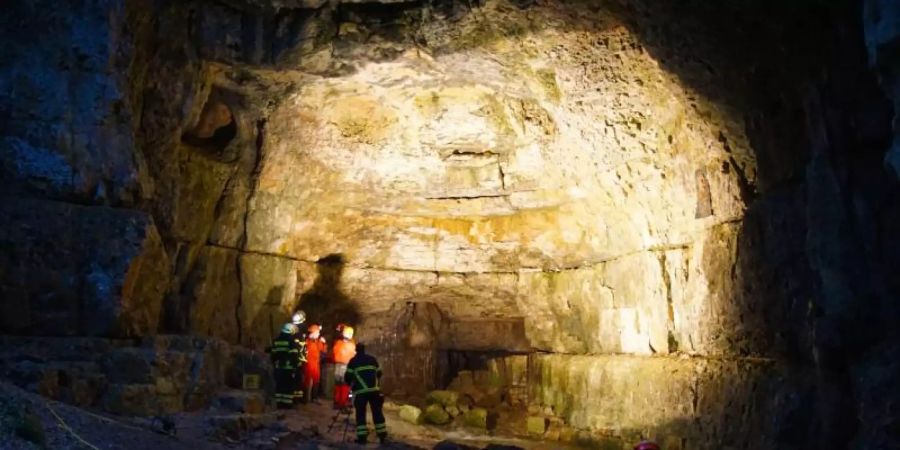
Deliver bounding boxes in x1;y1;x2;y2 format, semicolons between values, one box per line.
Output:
292;310;306;325
281;323;298;334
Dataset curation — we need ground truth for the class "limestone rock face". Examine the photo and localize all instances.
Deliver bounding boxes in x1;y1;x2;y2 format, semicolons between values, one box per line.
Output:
0;336;272;416
1;0;899;448
865;0;900;177
0;198;170;337
0;1;152;205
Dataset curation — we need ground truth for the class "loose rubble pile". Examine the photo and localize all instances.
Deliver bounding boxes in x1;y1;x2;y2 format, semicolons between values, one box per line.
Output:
0;336;271;416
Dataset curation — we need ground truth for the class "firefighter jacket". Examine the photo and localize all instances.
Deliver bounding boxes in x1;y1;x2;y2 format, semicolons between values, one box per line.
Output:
333;338;356;364
293;332;308;364
344;352;382;396
269;332;302;369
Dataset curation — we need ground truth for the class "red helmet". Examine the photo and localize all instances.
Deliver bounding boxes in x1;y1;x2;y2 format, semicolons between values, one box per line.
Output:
634;441;660;450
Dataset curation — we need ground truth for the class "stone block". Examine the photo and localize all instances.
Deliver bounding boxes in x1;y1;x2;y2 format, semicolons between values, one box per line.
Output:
399;404;423;424
461;407;489;429
0;199;171;337
526;416;548;436
213;390;267;414
426;390;459;407
100;384;159;416
100;349;153;384
423;403;451;425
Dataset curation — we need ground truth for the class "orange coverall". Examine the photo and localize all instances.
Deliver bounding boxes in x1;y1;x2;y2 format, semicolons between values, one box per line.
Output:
332;338;356;408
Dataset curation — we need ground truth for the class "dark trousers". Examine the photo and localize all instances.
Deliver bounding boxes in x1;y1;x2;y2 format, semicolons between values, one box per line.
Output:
353;392;386;442
274;368;297;408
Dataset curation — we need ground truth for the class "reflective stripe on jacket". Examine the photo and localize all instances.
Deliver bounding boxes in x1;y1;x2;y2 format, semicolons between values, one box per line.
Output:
270;332;301;369
344;353;382;395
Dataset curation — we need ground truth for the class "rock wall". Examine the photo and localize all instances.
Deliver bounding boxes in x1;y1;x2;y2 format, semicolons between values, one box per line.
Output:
1;0;898;448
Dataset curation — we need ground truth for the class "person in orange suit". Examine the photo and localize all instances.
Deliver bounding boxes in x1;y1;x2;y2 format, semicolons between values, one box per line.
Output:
332;325;356;410
303;324;327;403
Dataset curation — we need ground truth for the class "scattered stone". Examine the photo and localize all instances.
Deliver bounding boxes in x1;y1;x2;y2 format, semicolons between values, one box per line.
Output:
526;416;547;436
446;405;461;418
461;407;489;429
423;404;451;425
398;405;423;424
212;390;267;414
426;390;459;408
383;400;402;412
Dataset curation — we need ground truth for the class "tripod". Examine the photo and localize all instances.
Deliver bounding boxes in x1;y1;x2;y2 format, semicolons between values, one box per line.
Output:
326;405;353;442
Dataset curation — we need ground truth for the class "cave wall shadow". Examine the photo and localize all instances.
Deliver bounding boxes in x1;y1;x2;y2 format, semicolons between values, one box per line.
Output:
597;1;899;448
296;253;361;334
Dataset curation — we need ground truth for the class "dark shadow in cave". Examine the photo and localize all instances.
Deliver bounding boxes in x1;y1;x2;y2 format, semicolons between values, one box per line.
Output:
604;1;898;448
296;253;361;334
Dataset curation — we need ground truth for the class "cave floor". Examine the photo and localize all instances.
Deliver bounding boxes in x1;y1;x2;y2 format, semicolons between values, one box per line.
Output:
278;400;579;449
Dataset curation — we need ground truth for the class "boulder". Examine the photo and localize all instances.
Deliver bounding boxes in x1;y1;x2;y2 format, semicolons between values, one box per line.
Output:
399;404;423;424
526;416;548;436
213;390;267;414
461;407;489;429
426;390;460;408
100;384;161;416
446;405;461;417
423;403;451;425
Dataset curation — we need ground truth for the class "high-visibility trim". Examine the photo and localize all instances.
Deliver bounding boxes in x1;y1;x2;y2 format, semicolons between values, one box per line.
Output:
352;386;380;395
347;364;381;394
375;424;387;431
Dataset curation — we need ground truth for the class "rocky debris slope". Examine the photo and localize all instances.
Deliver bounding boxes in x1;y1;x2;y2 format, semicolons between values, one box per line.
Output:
0;381;230;450
0;336;271;416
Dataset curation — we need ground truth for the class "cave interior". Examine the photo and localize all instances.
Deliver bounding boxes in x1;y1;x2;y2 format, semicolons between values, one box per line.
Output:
1;0;900;448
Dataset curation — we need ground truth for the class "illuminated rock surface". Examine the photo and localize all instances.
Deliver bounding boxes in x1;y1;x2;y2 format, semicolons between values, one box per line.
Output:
1;0;899;449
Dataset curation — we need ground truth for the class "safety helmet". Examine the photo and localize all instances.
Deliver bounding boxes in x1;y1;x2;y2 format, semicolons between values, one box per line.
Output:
282;323;298;334
292;310;306;325
308;324;321;334
634;441;660;450
341;326;354;339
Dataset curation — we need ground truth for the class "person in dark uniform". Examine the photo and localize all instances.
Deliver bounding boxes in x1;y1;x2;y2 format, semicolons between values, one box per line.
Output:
269;323;302;408
344;343;386;444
